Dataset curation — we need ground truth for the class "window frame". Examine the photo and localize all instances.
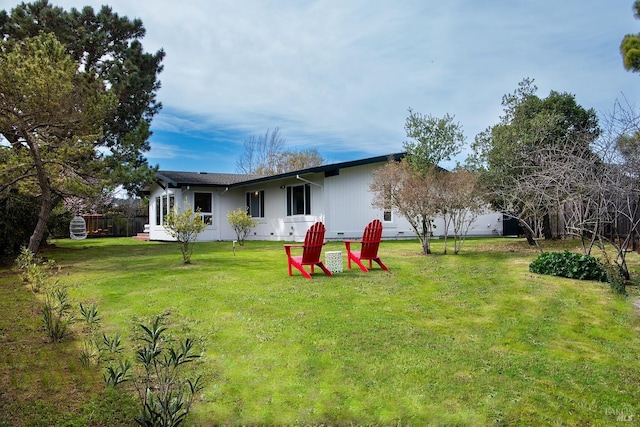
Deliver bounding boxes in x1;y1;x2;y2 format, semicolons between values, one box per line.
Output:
193;192;213;225
246;190;265;218
155;194;175;226
286;183;311;216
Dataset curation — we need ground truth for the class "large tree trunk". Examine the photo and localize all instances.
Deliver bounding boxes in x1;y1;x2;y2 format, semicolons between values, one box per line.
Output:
523;227;536;246
25;134;52;254
28;191;52;253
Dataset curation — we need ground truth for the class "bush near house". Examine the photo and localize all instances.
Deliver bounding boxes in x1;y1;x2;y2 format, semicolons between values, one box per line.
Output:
226;207;258;245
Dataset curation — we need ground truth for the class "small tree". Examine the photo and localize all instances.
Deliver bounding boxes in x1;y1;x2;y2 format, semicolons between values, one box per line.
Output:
371;160;440;255
226;208;258;245
436;170;487;254
163;203;207;264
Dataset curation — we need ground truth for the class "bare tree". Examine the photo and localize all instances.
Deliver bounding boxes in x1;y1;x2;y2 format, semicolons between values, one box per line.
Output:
236;128;285;175
486;102;640;278
371;160;440;255
236;129;324;175
588;99;640;278
439;170;487;254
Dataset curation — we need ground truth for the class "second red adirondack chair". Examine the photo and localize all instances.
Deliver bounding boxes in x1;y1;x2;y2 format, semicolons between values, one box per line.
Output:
284;222;333;279
344;219;389;272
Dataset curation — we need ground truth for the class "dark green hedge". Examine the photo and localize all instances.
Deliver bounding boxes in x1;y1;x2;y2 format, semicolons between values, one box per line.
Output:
529;250;608;282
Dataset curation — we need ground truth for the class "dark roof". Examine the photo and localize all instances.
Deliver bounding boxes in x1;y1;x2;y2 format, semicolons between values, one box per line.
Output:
155;171;263;188
156;152;405;188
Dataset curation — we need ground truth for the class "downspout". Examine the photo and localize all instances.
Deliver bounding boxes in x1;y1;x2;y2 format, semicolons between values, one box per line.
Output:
217;187;229;241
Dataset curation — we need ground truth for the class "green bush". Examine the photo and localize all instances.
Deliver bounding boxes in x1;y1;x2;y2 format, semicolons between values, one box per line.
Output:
0;192;40;257
163;202;207;264
226;207;258;245
130;316;204;426
529;250;608;282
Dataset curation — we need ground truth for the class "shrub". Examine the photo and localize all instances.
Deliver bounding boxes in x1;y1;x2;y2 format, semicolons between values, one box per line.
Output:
163;202;208;264
77;309;204;425
602;262;627;296
226;207;258;245
0;192;40;257
131;316;204;426
15;246;58;293
599;251;628;296
42;285;74;342
529;251;608;282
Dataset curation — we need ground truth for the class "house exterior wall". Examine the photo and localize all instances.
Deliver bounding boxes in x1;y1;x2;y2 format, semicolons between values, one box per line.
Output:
232;174;327;242
148;160;504;242
323;163;417;240
149;186;180;241
149;186;230;241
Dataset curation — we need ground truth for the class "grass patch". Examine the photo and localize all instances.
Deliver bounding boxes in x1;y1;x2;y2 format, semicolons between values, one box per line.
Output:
1;237;640;425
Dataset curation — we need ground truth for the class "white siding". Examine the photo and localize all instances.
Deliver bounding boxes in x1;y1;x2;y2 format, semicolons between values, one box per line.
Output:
323;163;418;240
148;160;504;242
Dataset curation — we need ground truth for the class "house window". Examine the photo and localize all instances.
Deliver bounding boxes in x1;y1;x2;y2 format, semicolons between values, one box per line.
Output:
383;209;393;222
286;183;311;216
194;192;213;224
155;194;175;226
246;190;264;218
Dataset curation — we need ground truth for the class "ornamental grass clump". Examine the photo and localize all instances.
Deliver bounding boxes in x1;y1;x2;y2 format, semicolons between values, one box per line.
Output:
529;250;608;282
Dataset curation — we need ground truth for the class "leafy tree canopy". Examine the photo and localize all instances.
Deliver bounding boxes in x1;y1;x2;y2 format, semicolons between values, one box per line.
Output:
402;108;465;172
0;1;164;251
621;1;640;72
472;78;599;178
0;0;164;195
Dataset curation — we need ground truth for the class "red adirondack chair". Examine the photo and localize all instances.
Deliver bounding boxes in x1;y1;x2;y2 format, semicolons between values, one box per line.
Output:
344;219;389;272
284;222;333;279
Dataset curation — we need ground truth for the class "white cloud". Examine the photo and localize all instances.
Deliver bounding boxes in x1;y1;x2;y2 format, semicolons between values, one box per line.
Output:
7;0;640;171
146;141;185;160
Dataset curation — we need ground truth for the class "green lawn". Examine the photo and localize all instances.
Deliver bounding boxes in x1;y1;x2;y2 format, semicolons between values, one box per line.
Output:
2;237;640;425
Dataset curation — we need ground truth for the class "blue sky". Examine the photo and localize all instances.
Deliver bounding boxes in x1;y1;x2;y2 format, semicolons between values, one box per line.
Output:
5;0;640;172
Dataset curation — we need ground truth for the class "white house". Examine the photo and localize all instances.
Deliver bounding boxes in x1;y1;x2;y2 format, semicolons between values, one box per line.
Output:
148;153;504;242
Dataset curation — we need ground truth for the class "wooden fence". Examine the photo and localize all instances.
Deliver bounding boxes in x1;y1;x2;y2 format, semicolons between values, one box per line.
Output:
81;214;147;238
